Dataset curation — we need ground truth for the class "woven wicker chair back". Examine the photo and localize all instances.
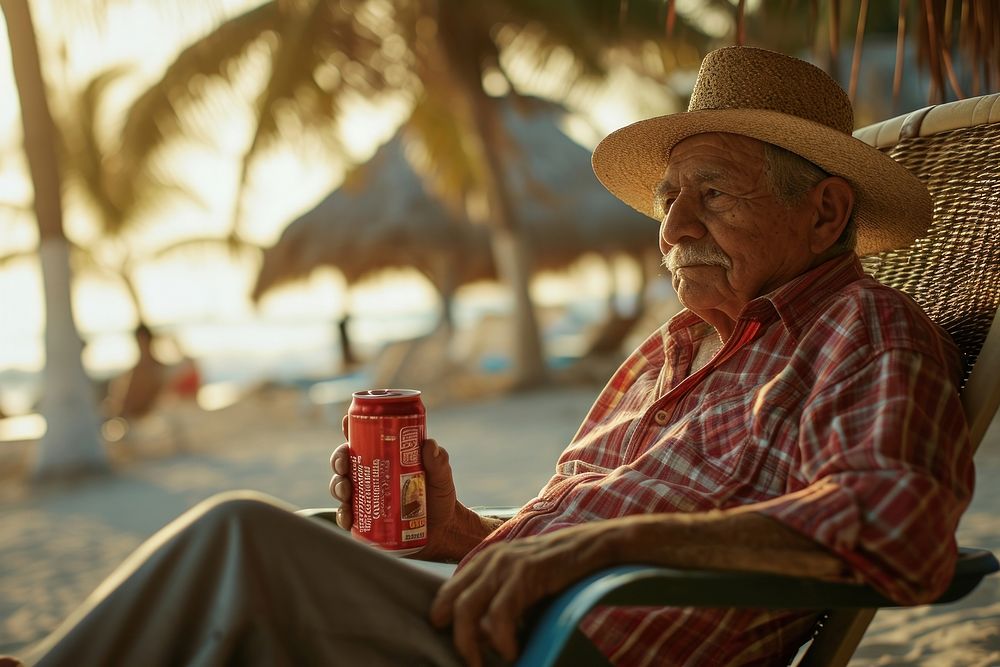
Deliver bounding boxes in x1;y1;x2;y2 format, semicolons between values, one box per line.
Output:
861;122;1000;390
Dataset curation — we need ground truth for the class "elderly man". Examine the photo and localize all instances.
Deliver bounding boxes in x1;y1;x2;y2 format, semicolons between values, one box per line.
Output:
25;47;972;667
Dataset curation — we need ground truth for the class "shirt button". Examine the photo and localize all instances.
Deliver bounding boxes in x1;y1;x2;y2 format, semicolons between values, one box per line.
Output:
653;410;670;426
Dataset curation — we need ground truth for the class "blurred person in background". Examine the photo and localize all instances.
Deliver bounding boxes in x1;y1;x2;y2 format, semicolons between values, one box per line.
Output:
102;324;166;423
102;324;201;444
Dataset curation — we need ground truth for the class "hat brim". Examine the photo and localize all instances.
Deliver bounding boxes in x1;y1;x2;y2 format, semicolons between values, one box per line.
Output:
591;109;933;256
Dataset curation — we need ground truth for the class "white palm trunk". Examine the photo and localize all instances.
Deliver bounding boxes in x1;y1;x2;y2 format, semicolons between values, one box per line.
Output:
3;0;108;478
32;238;107;478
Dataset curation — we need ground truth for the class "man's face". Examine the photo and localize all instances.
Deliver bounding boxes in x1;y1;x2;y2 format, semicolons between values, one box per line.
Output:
656;133;815;324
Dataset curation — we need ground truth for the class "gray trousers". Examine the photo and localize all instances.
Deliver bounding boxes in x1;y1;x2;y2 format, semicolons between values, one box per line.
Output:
25;491;488;667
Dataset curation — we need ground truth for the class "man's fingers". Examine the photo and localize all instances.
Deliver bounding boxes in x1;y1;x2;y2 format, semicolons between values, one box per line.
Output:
450;588;488;667
336;505;351;530
436;545;555;662
328;443;353;530
333;454;349;476
430;573;461;627
328;474;353;530
431;556;477;627
422;439;455;494
329;475;351;502
431;551;508;665
330;443;350;475
483;577;527;660
421;438;444;467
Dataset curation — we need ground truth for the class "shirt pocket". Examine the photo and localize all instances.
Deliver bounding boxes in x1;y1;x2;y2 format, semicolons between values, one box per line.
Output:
633;386;757;498
727;374;806;500
637;380;806;507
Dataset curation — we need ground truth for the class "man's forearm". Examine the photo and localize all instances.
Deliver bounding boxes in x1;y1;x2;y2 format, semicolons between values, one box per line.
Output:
607;510;849;580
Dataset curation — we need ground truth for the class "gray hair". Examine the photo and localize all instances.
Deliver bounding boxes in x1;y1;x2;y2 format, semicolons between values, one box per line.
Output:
762;142;857;253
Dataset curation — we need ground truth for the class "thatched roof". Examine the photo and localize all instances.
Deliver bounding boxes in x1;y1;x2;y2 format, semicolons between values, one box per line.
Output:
251;98;654;303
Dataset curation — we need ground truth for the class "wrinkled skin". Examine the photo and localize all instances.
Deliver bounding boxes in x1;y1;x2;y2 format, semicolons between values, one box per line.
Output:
656;133;853;339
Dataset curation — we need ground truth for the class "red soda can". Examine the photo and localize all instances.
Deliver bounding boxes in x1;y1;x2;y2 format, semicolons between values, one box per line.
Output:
347;389;428;555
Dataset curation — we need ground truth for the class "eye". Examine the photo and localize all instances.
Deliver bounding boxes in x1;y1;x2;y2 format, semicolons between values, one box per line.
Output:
655;195;676;217
704;187;733;210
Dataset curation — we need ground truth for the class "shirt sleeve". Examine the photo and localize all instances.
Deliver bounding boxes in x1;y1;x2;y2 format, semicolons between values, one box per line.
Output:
750;348;975;604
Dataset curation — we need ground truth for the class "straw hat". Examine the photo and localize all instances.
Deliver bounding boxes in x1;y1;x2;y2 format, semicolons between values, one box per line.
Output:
591;46;933;256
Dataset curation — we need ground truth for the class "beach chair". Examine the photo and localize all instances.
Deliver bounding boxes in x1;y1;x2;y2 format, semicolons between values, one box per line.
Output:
510;92;1000;667
303;93;1000;665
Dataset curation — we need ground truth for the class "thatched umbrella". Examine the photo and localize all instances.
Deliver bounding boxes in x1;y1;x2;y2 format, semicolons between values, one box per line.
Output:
251;133;493;318
251;97;657;328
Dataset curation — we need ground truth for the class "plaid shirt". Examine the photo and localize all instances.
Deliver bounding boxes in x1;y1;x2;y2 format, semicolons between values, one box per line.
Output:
466;253;975;666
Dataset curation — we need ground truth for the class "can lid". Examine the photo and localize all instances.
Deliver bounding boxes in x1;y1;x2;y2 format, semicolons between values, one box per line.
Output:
352;388;422;400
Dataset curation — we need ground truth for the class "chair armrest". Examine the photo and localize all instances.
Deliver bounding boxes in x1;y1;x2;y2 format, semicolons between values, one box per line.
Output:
516;547;998;667
295;507;341;526
298;505;997;603
469;505;520;520
296;505;522;523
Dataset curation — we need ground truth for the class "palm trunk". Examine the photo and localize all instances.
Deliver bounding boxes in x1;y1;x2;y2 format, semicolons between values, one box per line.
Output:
3;0;108;478
434;1;547;388
462;90;548;388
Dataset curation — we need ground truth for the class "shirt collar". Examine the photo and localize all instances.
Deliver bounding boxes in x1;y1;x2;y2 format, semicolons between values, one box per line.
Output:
761;252;866;341
665;252;867;343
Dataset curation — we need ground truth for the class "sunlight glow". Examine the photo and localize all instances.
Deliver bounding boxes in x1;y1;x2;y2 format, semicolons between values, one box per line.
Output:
0;1;657;424
674;0;762;39
197;382;245;412
255;268;347;320
0;413;45;442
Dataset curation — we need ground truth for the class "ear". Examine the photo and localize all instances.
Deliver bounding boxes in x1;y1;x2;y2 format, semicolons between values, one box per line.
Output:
806;176;855;255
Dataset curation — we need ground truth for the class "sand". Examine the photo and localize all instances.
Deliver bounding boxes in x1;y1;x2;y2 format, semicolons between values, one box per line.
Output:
1;383;997;664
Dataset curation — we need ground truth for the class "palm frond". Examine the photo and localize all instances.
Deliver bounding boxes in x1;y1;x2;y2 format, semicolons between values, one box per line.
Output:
228;0;390;235
0;201;32;217
489;0;710;87
54;66;208;241
116;1;280;174
0;249;35;269
146;234;259;262
401;92;482;217
58;66;133;234
49;0;229;36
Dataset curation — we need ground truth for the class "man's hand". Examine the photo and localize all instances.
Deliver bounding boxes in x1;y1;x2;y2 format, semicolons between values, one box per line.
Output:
329;416;501;561
429;523;619;666
426;508;848;665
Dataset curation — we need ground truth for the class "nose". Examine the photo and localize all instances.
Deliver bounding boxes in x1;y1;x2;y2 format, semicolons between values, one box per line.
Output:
659;190;706;254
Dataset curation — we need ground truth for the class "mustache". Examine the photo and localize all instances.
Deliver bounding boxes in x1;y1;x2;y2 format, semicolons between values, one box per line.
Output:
662;244;732;272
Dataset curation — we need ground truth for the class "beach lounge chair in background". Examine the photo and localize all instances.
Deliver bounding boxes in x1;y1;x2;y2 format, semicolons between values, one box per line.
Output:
302;92;1000;666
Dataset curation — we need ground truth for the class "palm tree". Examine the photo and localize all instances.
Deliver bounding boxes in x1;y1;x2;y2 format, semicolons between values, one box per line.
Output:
111;0;708;388
0;9;226;479
54;66;225;333
1;0;107;479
